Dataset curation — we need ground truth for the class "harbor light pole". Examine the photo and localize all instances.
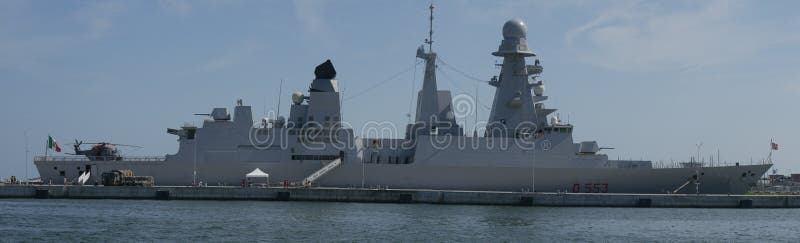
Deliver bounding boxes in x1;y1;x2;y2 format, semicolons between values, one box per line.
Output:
24;130;30;182
193;136;197;186
361;158;365;188
532;143;536;193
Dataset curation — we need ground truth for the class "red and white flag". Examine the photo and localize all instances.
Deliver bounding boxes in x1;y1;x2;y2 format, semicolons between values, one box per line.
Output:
771;142;779;151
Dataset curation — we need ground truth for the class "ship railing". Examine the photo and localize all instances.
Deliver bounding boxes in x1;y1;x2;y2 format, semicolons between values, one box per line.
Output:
34;156;166;162
650;160;769;169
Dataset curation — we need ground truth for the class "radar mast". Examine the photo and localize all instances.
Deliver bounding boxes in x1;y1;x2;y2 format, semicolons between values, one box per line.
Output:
425;2;434;52
407;1;462;138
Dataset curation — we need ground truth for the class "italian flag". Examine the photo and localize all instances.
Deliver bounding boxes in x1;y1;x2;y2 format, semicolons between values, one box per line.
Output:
48;135;61;152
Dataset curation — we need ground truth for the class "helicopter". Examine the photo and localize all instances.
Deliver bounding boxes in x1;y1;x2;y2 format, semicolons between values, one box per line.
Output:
68;140;142;161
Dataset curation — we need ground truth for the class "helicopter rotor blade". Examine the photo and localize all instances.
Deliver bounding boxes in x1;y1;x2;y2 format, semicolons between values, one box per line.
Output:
82;142;143;148
64;140;142;148
112;144;143;148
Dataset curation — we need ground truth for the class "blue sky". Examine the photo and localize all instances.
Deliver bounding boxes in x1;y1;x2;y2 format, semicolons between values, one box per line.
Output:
1;0;798;179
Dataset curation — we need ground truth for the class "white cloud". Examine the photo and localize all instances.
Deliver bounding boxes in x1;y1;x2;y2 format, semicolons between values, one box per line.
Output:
0;2;127;74
293;0;327;36
564;0;799;72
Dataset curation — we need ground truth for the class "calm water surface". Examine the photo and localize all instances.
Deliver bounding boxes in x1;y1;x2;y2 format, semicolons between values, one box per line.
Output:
1;199;798;242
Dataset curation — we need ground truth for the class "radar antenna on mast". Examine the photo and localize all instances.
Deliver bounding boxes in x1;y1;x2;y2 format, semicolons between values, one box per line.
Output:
424;2;434;52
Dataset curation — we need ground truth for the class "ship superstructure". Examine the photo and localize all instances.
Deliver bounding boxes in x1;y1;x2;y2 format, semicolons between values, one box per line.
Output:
34;7;771;194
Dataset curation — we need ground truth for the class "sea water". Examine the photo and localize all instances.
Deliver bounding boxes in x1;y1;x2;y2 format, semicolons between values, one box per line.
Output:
1;199;797;242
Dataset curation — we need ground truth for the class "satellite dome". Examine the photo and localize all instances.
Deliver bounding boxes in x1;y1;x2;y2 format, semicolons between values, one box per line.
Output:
502;18;527;39
534;83;545;96
292;92;305;105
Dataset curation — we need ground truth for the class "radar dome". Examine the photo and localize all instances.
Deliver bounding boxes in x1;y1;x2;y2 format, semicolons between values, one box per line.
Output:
550;115;560;125
292;92;304;105
502;18;527;39
534;83;545;96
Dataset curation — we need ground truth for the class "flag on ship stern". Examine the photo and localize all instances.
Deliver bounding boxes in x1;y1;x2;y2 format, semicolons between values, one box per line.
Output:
48;135;61;152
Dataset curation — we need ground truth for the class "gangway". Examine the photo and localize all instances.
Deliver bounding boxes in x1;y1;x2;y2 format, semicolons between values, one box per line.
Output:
673;171;702;194
302;158;342;187
672;179;693;194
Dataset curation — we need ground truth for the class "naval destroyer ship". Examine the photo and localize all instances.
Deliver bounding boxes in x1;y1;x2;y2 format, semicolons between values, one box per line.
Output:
34;9;771;194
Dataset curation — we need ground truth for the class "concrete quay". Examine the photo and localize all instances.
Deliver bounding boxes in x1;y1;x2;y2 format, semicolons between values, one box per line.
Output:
2;185;799;208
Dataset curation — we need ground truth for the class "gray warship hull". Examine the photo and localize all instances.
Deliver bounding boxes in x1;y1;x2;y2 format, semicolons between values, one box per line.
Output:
34;156;769;194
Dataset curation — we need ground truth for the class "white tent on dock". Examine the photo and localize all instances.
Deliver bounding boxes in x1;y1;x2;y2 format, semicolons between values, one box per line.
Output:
245;168;269;186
